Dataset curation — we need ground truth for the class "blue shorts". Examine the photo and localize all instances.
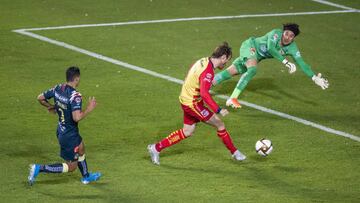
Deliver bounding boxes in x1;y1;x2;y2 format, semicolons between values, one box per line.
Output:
56;128;82;161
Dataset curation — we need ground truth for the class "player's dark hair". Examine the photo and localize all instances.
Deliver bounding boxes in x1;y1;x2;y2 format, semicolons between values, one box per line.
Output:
66;66;80;82
283;23;300;36
211;42;232;59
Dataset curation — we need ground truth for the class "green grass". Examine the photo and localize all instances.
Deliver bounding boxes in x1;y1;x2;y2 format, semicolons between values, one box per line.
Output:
0;0;359;202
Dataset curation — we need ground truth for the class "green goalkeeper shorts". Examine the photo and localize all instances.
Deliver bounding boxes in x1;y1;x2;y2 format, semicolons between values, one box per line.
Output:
232;37;258;74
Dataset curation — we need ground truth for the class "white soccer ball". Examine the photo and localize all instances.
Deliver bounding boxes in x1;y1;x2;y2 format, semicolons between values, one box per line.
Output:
255;138;273;156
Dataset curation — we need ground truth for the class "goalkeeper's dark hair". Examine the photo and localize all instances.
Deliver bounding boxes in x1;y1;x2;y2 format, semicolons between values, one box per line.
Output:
66;66;80;82
211;42;232;59
283;23;300;36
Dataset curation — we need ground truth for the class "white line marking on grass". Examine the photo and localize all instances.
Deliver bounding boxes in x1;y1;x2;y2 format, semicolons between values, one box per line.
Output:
311;0;358;11
12;29;360;142
216;95;360;142
13;30;184;85
17;10;358;32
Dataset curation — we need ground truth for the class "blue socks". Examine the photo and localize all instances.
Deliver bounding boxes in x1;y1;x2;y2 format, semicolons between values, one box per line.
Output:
77;155;89;178
40;163;63;173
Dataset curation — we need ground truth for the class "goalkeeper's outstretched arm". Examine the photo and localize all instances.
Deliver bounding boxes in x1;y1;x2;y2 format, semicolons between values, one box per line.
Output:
293;55;329;89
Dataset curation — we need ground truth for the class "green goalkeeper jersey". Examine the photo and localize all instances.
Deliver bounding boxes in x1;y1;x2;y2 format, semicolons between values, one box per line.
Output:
253;29;315;77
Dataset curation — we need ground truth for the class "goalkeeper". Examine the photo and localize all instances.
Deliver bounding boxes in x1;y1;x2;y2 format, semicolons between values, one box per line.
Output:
213;23;329;108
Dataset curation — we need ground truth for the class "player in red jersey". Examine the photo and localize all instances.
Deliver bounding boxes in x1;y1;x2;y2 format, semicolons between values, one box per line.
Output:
147;42;246;165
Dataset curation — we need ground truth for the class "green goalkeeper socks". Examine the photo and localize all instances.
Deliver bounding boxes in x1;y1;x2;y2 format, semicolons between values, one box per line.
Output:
213;69;232;85
230;66;257;98
230;89;242;99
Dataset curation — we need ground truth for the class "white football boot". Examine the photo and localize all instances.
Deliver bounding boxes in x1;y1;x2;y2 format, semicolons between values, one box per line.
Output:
147;144;160;165
232;150;246;161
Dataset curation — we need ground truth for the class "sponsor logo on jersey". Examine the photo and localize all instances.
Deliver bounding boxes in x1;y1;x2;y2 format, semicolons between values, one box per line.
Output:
55;92;69;103
56;100;67;110
270;33;279;42
250;47;256;55
75;97;82;104
259;44;268;57
203;73;213;83
200;109;209;117
70;91;82;102
296;51;301;58
203;78;211;83
273;34;278;41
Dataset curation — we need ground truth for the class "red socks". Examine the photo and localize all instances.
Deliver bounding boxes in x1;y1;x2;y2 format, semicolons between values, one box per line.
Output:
154;128;237;154
217;129;237;154
155;129;186;152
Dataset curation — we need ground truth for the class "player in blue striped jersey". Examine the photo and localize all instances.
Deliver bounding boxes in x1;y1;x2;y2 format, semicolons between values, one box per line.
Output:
28;66;101;185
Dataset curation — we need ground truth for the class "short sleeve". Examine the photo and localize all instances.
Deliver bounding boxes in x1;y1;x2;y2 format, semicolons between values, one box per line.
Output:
43;87;55;100
70;91;82;111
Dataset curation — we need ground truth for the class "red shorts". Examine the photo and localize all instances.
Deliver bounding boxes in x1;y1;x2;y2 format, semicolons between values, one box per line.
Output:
181;101;214;125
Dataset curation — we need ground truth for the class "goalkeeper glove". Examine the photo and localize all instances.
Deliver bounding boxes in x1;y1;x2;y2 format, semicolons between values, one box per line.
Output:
282;59;296;74
312;73;329;90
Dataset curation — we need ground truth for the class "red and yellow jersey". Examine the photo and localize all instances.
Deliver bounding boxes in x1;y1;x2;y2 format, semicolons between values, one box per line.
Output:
179;57;220;113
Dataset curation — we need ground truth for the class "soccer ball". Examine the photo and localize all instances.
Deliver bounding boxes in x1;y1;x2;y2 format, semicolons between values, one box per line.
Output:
255;138;273;156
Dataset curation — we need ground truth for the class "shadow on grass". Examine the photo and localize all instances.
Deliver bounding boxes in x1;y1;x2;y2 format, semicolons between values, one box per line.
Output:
215;78;317;106
37;191;106;200
25;176;137;202
159;156;349;202
33;182;136;202
9;145;52;160
28;178;71;185
142;146;200;162
24;174;77;188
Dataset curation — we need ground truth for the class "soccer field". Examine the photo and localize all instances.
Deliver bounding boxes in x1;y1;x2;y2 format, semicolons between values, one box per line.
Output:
0;0;359;202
